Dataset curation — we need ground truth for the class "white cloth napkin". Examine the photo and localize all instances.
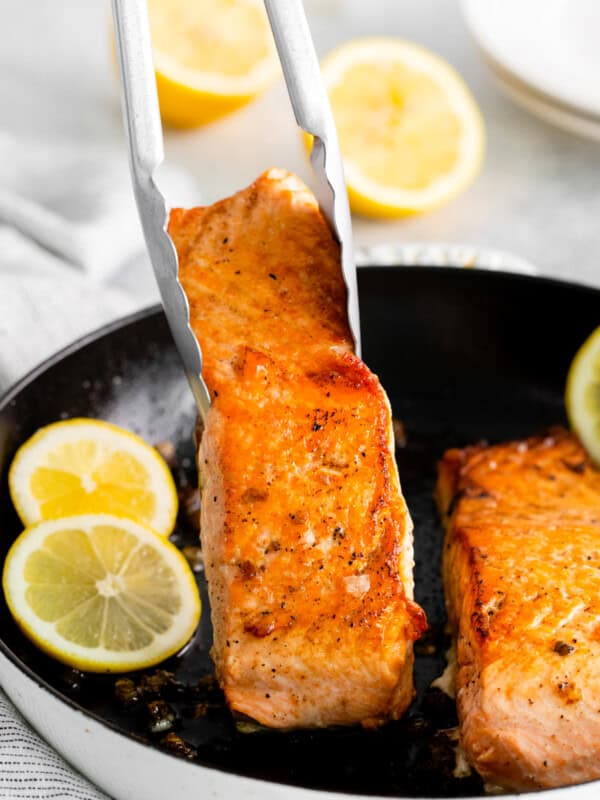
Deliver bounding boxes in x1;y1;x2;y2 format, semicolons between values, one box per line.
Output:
0;135;202;393
0;691;109;799
0;225;139;391
0;133;200;280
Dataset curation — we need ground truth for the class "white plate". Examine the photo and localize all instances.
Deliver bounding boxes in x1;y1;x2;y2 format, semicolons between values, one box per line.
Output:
461;0;600;120
486;65;600;142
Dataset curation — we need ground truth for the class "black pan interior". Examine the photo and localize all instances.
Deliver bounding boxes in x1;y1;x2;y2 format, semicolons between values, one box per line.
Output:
0;266;598;798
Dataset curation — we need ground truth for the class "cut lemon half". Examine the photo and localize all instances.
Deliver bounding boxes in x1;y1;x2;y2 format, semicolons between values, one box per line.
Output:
320;38;485;217
9;419;177;536
565;327;600;465
2;514;201;672
148;0;280;128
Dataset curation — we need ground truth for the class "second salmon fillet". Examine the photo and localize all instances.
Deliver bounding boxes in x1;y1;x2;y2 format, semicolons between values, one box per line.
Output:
169;169;425;729
437;429;600;790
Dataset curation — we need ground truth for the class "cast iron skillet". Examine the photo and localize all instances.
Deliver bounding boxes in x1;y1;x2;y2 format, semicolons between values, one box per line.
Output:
0;266;597;798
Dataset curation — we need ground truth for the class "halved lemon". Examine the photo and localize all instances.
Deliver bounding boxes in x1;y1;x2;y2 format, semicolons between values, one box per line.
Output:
565;327;600;465
148;0;280;128
9;419;177;536
2;514;201;672
320;38;485;217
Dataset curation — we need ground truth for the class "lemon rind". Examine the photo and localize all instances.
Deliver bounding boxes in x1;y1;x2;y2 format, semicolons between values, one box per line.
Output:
320;36;485;216
2;513;201;673
565;327;600;465
150;0;278;98
8;418;178;536
153;50;280;98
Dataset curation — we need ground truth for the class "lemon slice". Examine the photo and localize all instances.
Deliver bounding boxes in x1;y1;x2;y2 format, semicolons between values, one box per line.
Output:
320;38;485;217
9;419;177;536
148;0;280;128
2;514;201;672
565;327;600;464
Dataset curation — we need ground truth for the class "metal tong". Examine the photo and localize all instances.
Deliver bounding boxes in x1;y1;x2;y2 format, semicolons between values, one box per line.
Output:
263;0;360;356
112;0;360;425
112;0;211;421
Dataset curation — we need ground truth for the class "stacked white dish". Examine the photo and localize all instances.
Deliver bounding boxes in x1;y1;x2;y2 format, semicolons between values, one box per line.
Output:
461;0;600;140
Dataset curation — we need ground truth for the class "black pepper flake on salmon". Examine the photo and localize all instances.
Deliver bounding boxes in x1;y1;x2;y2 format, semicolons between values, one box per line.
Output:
562;459;586;474
238;560;258;579
553;641;575;656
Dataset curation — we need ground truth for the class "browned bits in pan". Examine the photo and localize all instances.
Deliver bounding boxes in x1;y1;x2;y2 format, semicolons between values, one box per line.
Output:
138;669;178;696
159;732;198;759
114;677;141;709
181;545;204;572
145;699;177;734
392;417;407;448
154;440;177;469
180;486;201;531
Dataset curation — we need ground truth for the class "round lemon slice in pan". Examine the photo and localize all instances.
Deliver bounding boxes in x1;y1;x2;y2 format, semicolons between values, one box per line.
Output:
2;514;201;672
9;419;178;536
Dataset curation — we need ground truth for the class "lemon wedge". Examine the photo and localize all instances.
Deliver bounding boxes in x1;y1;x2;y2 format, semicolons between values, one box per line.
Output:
566;327;600;465
320;37;485;217
148;0;280;128
9;419;177;536
2;514;200;672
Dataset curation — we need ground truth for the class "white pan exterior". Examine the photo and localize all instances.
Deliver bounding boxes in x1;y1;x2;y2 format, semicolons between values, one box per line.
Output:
1;647;597;800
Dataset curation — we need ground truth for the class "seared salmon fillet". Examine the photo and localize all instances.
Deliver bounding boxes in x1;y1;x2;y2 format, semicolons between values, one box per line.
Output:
437;428;600;790
169;168;425;729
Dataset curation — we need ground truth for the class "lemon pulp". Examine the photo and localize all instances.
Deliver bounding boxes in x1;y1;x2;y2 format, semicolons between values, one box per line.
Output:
330;61;462;192
3;515;201;672
148;0;279;127
320;38;485;217
150;0;272;79
9;419;177;536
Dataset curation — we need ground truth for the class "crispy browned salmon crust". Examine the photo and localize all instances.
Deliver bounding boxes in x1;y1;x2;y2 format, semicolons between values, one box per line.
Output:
437;428;600;790
169;169;425;729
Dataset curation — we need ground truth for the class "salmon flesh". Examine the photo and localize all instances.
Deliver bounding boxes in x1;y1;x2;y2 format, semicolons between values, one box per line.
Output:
169;169;425;729
437;428;600;790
